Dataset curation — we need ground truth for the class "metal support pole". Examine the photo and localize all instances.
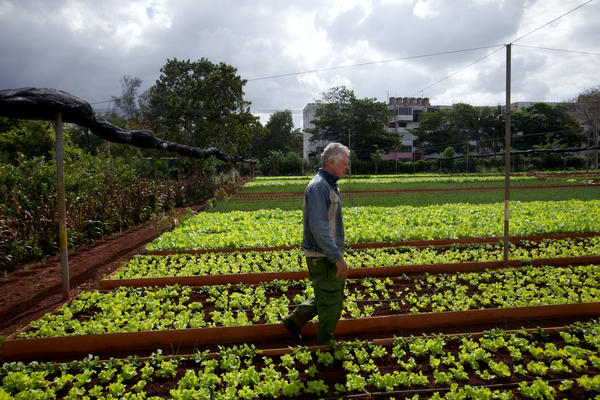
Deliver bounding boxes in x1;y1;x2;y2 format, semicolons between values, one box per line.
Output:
595;102;599;169
55;113;70;300
503;44;512;267
211;156;216;198
586;127;590;185
347;128;351;193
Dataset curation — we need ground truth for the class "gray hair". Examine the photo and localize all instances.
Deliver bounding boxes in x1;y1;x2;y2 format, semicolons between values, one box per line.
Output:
321;142;350;166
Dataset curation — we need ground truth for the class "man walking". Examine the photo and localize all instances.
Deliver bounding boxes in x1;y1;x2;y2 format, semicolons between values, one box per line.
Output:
282;142;350;346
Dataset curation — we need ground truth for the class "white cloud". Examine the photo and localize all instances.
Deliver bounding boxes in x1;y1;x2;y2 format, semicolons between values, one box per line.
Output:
413;0;441;19
0;0;597;134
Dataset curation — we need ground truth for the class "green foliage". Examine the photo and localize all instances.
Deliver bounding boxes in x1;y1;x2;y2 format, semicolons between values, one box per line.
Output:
251;110;302;160
3;321;600;398
0;118;55;164
148;200;600;251
512;103;583;150
411;103;489;155
0;151;210;271
412;102;583;161
237;174;551;193
22;263;600;338
259;150;307;176
142;57;262;155
308;86;399;160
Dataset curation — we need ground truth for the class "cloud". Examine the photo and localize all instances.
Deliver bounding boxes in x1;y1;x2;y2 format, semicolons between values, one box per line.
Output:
0;0;597;132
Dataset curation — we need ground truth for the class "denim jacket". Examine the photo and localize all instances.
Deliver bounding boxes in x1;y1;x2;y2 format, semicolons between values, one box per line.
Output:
302;168;344;262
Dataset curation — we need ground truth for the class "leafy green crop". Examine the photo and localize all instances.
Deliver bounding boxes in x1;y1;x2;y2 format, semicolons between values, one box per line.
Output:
20;264;600;338
239;174;546;193
3;322;600;399
147;200;600;251
116;236;600;279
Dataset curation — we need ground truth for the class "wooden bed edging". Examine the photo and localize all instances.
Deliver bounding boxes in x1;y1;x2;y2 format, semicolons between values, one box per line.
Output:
2;302;599;361
100;255;600;289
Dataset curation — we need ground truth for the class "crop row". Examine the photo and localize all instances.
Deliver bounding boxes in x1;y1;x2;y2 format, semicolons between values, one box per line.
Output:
113;236;600;279
19;264;600;338
3;322;600;399
240;175;544;193
148;200;600;251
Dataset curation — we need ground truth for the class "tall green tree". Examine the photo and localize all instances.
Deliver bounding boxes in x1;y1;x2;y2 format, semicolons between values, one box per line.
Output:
307;86;397;160
411;103;480;155
251;110;302;159
478;106;505;153
140;58;261;155
511;103;583;150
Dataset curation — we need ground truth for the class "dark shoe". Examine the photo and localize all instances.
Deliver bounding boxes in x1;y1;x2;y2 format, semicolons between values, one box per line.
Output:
282;317;303;342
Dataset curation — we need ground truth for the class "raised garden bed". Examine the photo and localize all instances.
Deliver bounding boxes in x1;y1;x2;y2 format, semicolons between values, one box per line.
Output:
146;200;600;252
103;234;600;288
143;231;600;256
5;263;600;360
2;321;600;399
3;302;600;362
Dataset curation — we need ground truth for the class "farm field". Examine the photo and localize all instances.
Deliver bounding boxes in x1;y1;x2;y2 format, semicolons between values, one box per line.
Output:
2;173;600;399
237;174;593;193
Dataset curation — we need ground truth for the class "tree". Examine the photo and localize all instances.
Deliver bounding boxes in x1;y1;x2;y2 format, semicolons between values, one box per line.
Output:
478;106;505;153
251;110;302;159
140;58;262;155
511;103;583;150
66;125;105;155
411;103;480;155
572;86;600;168
112;75;143;120
307;86;398;160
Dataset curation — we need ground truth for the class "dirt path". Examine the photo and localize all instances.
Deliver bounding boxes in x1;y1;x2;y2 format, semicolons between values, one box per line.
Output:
0;204;204;338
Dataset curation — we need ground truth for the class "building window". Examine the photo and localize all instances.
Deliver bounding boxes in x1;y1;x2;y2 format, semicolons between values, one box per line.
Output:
396;107;412;115
400;145;412;152
388;122;396;128
398;122;407;128
413;110;423;122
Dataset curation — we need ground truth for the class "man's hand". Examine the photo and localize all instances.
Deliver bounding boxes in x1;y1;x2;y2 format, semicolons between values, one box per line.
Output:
335;258;348;279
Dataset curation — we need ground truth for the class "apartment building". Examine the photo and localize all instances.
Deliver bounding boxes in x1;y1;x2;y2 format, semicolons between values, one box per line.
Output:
302;96;439;162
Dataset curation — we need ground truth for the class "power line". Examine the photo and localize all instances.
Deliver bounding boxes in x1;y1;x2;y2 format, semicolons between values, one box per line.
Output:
514;43;600;56
411;0;595;98
412;46;505;97
245;45;504;82
511;0;594;44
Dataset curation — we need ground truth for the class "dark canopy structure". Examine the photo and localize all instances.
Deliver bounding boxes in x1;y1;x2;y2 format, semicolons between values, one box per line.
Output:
0;87;255;163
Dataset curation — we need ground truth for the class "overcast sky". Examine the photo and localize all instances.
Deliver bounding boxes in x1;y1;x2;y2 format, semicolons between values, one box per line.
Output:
1;0;598;129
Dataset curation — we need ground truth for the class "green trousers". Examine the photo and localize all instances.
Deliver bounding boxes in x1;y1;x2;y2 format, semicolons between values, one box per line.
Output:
288;257;346;345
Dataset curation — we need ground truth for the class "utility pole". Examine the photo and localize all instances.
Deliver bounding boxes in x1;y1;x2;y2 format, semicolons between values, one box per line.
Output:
503;44;512;267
